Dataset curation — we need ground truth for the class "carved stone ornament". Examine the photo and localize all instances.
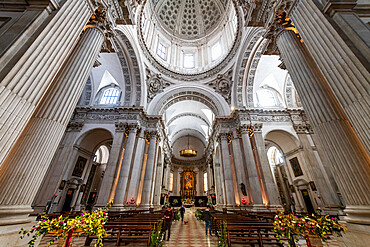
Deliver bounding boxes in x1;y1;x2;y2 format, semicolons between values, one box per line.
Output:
146;68;171;102
66;120;84;132
207;69;233;104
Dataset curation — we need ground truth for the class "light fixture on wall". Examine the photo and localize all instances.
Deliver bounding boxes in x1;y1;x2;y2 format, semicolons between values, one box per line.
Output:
180;134;197;157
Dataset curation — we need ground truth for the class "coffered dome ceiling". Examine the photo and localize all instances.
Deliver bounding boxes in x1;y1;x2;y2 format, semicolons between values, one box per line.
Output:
139;0;240;80
152;0;228;40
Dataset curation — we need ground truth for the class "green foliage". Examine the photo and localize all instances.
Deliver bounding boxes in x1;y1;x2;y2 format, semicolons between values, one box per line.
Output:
19;201;113;247
198;199;203;205
217;220;229;247
150;220;164;247
195;209;203;221
206;201;213;207
273;210;346;247
172;199;178;205
164;201;170;207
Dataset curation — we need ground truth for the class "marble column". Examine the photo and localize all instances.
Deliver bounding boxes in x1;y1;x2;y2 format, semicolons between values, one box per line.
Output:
290;0;370;153
95;129;126;207
113;124;138;207
0;0;92;167
32;130;80;213
173;167;179;196
0;26;104;226
219;134;236;206
141;132;158;207
252;124;280;207
240;125;264;207
276;29;370;224
214;163;224;206
231;131;248;205
164;163;171;191
126;129;147;204
153;162;164;206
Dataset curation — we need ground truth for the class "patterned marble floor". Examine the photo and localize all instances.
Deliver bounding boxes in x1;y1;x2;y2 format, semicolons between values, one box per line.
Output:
164;208;218;247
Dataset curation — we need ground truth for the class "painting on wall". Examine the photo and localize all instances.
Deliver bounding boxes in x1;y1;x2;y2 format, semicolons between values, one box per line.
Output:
72;156;87;177
289;157;303;177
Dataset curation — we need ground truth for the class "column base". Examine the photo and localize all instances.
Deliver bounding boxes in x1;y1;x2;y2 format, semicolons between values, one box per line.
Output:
344;205;370;225
334;222;370;247
0;220;41;247
0;205;33;226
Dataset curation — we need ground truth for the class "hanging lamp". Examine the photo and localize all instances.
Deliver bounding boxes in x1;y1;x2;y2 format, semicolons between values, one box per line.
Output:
180;134;197;157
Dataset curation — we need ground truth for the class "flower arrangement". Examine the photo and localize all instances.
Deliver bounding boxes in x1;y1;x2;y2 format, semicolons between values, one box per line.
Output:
241;198;248;205
273;210;346;247
128;197;135;204
172;199;178;205
217;220;229;247
19;201;113;247
150;220;164;247
198;199;204;205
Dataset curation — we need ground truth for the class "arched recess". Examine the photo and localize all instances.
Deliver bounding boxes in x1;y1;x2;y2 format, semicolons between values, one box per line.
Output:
264;129;317;214
48;128;114;213
231;27;265;107
264;129;300;154
113;28;144;107
147;85;231;116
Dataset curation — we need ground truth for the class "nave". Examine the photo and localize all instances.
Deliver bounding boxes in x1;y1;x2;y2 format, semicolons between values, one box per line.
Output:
36;208;342;247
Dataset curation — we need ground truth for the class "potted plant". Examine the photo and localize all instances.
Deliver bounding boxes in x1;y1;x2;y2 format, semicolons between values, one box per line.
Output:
19;201;113;247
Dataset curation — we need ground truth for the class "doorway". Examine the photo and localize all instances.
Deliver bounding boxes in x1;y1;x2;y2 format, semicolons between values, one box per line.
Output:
62;188;74;212
301;189;315;214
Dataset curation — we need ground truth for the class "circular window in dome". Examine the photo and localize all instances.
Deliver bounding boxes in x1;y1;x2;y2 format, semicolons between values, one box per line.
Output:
138;0;241;81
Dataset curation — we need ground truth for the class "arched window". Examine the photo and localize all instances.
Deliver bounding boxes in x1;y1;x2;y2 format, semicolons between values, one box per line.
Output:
99;88;120;105
169;172;174;192
204;173;208;192
267;146;284;167
256;89;277;107
211;42;222;61
93;145;110;164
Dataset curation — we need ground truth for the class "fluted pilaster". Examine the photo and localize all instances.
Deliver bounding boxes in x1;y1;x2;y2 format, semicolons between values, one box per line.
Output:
219;134;236;206
141;132;158;207
113;125;138;207
153;162;164;206
95;131;126;207
277;29;370;224
126;129;147;203
230;131;247;205
0;0;92;167
240;126;264;206
252;125;280;207
0;27;104;225
290;0;370;152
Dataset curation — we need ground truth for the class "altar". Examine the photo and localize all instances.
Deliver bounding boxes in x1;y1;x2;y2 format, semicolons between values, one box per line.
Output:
180;168;196;204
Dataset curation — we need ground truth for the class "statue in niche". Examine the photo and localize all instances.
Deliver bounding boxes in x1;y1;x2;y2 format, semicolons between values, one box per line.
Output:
240;183;247;196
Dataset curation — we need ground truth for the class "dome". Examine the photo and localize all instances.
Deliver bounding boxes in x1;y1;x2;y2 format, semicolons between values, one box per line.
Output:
139;0;240;80
153;0;228;40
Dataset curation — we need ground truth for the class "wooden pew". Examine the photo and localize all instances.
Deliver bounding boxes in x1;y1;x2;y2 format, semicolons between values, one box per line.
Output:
85;225;152;246
227;226;283;246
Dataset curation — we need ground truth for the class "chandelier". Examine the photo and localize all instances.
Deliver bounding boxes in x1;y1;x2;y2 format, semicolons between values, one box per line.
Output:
180;134;197;157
